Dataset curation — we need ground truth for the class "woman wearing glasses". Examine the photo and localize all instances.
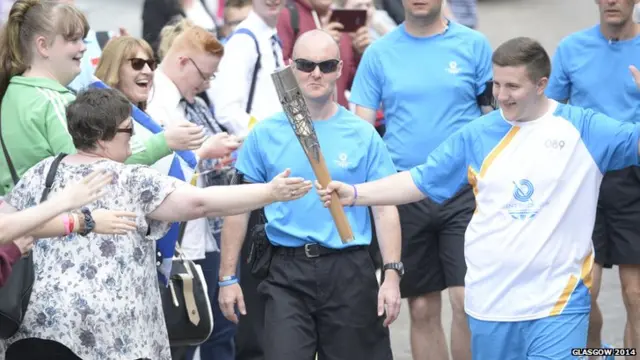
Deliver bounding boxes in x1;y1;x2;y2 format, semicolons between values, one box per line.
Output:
1;87;311;360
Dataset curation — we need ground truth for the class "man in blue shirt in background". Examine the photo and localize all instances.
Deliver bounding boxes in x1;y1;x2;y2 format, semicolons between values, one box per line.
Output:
217;29;403;360
546;1;640;358
349;0;494;359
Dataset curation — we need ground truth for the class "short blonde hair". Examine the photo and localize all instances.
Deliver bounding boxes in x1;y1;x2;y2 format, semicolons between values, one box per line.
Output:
94;36;154;109
158;18;195;61
167;25;224;58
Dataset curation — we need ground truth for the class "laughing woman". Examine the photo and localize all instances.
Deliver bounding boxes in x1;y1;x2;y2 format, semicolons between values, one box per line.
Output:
94;35;235;163
0;0;210;198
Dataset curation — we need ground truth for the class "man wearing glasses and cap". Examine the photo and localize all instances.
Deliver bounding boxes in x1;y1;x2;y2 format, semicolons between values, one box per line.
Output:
218;29;402;360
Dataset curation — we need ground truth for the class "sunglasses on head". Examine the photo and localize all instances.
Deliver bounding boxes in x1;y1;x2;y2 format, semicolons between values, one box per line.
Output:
129;58;157;71
293;59;340;74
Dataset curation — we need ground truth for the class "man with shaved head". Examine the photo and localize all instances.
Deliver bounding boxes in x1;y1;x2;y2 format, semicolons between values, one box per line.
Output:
218;28;403;360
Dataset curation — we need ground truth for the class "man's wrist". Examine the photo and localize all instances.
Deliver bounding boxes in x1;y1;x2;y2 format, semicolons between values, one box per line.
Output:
349;184;358;207
383;261;405;278
218;274;239;287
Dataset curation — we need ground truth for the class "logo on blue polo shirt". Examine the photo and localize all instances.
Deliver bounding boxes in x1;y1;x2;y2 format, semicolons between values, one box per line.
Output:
504;179;546;220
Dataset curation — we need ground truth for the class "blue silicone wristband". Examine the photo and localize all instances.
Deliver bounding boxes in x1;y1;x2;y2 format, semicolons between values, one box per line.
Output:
218;275;238;287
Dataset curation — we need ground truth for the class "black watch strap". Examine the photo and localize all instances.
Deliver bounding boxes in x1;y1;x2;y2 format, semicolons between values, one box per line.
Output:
79;207;96;236
383;262;404;277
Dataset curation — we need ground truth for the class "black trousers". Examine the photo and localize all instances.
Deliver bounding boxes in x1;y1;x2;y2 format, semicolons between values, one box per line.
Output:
6;338;149;360
258;245;393;360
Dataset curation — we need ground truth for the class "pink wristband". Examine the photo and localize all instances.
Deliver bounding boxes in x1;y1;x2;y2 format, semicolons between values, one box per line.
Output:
63;214;72;235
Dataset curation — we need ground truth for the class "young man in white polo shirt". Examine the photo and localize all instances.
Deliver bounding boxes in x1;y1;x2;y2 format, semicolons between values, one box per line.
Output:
319;36;640;360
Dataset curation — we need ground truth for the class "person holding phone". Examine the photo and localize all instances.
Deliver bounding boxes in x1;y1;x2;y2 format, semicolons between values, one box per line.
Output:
276;0;367;108
327;8;372;54
339;0;397;42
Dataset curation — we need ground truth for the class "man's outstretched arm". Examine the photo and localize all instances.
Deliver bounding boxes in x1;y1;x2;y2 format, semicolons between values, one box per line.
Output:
353;171;425;206
317;126;471;208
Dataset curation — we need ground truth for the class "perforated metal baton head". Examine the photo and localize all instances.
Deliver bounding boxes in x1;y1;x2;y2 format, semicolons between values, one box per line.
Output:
271;66;321;161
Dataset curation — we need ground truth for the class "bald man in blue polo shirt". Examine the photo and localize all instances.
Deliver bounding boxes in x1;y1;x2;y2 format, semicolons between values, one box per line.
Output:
218;29;403;360
349;0;494;359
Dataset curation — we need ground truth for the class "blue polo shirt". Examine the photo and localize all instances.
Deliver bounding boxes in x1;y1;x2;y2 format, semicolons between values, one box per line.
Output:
235;106;396;249
546;25;640;123
349;21;493;171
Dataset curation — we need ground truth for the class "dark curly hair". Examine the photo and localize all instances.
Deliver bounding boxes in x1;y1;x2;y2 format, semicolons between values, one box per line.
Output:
66;88;132;151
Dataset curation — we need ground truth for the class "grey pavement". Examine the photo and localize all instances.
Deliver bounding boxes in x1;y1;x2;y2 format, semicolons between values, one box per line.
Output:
76;0;628;358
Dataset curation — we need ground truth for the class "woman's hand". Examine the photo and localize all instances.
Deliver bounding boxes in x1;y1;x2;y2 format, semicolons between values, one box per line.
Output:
268;169;313;202
196;133;242;160
91;210;138;235
55;170;113;211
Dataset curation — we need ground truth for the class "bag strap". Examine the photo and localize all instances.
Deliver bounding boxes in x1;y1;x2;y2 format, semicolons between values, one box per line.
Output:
230;28;261;114
40;153;68;203
0;113;19;185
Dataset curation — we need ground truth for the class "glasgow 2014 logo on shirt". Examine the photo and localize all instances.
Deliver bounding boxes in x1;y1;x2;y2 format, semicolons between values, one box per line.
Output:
504;179;546;220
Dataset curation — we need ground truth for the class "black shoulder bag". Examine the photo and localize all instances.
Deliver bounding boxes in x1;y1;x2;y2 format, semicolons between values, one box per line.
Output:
158;222;214;347
0;147;67;339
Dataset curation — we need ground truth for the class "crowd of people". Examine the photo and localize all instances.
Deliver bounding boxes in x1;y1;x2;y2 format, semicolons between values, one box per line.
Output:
0;0;638;360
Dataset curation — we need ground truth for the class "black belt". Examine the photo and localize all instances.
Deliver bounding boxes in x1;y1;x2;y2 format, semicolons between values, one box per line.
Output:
275;243;366;258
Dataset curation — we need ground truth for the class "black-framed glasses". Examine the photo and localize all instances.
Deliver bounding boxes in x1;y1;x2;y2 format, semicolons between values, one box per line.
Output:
187;57;216;82
293;59;340;74
116;124;134;135
129;58;157;71
116;128;134;135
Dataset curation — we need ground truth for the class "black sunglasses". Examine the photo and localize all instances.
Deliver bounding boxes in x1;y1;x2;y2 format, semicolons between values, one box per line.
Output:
129;58;157;71
293;59;340;74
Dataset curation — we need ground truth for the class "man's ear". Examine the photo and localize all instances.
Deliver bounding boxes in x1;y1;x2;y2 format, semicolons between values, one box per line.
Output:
537;77;549;96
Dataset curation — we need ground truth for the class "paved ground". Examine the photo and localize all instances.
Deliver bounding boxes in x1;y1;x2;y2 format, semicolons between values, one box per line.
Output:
76;0;627;358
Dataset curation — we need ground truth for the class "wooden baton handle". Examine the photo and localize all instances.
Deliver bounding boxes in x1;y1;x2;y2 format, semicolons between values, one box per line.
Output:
308;150;354;243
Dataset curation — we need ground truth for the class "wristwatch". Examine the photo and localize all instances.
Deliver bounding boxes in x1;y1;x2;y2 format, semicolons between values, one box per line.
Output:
383;262;405;278
78;207;96;236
